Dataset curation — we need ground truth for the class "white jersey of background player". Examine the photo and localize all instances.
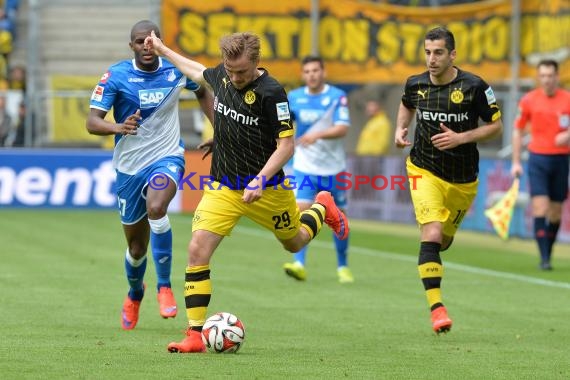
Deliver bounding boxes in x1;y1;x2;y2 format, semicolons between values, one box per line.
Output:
288;83;350;176
283;55;353;284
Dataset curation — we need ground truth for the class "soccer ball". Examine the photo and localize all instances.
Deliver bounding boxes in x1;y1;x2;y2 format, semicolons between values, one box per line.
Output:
201;312;245;353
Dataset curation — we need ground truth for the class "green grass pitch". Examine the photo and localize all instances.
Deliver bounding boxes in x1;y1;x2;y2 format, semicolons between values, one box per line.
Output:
1;209;569;379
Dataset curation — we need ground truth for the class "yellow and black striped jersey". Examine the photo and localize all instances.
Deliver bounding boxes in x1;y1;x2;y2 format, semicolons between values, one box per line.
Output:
203;64;293;189
401;68;501;183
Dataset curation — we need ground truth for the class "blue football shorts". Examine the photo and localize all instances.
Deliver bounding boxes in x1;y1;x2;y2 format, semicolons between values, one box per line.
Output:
292;169;347;209
115;155;185;224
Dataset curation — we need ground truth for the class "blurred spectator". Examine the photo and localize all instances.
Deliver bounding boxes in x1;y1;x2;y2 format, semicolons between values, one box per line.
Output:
0;3;14;59
356;99;392;156
2;65;24;140
0;5;15;37
0;92;13;145
4;1;19;18
11;99;27;146
0;0;19;89
8;64;25;90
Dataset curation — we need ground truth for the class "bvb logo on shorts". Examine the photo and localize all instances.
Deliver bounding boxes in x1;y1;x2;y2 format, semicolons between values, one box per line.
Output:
244;90;256;105
450;89;464;104
419;201;430;217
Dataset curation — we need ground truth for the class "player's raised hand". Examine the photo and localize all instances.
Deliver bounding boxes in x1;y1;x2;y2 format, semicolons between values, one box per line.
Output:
120;109;141;135
431;123;462;150
144;30;165;56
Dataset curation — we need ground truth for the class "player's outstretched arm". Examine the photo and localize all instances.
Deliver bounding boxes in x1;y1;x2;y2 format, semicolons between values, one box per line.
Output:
144;30;207;86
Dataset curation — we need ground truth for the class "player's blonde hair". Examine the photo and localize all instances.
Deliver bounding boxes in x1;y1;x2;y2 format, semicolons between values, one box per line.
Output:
219;32;260;63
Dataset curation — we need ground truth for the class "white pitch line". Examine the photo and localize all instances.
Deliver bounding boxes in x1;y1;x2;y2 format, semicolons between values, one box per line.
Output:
235;225;570;290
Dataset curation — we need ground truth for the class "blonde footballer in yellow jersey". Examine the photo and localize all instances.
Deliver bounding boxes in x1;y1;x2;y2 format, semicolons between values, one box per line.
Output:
145;31;349;353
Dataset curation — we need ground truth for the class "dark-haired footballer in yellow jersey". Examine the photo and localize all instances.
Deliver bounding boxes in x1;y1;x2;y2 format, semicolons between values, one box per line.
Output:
395;26;503;334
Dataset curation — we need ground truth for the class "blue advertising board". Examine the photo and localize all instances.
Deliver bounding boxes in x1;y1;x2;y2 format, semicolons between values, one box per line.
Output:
462;158;532;239
2;150;569;243
0;149;115;208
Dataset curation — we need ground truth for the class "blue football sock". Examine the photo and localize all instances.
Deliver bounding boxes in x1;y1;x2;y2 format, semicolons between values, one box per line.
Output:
293;246;308;266
334;233;349;268
125;249;147;301
149;215;172;290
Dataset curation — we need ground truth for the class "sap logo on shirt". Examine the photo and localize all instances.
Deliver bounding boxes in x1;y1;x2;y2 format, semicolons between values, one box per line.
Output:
299;109;322;124
139;88;170;109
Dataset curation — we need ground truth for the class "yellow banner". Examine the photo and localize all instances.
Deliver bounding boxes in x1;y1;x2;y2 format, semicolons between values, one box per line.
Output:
50;75;114;146
162;0;570;84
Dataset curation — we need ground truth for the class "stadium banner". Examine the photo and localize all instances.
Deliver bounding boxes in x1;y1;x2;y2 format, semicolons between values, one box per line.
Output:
50;75;105;143
346;156;570;243
161;0;570;85
0;149;212;211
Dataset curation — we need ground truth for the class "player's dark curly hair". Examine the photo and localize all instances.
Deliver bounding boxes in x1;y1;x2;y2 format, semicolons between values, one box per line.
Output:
425;26;455;52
